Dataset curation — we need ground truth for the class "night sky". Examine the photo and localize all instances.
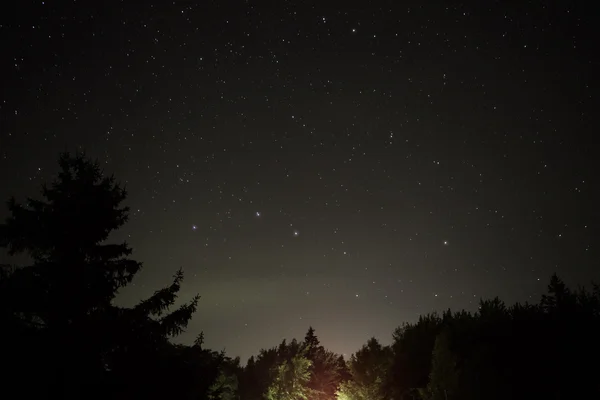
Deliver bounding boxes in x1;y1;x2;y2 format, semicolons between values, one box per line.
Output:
1;1;598;362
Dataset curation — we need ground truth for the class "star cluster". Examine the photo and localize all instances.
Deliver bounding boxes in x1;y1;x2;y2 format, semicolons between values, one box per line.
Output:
0;1;597;361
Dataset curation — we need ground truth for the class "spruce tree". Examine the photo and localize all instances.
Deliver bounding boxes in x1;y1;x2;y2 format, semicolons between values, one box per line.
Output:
0;153;202;399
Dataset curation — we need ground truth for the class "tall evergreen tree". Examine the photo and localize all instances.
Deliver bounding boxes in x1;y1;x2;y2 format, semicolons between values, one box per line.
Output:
541;273;576;314
302;327;348;400
0;153;207;399
304;326;320;353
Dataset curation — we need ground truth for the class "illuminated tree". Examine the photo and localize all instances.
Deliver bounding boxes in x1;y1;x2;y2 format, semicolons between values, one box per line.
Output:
304;327;348;400
265;353;315;400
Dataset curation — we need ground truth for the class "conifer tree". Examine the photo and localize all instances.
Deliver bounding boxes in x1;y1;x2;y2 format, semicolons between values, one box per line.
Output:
303;326;346;400
0;152;203;399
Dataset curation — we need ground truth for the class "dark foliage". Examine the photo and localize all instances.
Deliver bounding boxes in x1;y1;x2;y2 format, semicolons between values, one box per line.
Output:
238;328;349;400
385;276;600;400
2;152;599;400
0;153;221;400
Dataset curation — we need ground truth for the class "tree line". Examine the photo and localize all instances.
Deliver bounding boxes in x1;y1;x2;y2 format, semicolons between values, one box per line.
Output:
1;153;599;399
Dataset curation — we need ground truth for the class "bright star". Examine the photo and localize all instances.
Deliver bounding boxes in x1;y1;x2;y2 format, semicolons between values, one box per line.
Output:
192;225;197;231
256;211;261;217
443;240;448;245
293;230;299;237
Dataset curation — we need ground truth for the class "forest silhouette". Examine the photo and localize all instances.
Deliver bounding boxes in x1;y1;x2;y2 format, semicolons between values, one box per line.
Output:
1;153;599;399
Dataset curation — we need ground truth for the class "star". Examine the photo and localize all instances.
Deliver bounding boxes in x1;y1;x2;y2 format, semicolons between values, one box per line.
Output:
192;225;197;231
293;230;299;237
255;211;261;217
443;240;449;245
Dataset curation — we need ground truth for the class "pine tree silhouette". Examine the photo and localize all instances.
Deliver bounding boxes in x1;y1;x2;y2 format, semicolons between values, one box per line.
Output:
0;153;204;399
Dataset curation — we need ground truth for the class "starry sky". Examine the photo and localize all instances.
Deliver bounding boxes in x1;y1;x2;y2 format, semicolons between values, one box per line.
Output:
1;1;598;362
